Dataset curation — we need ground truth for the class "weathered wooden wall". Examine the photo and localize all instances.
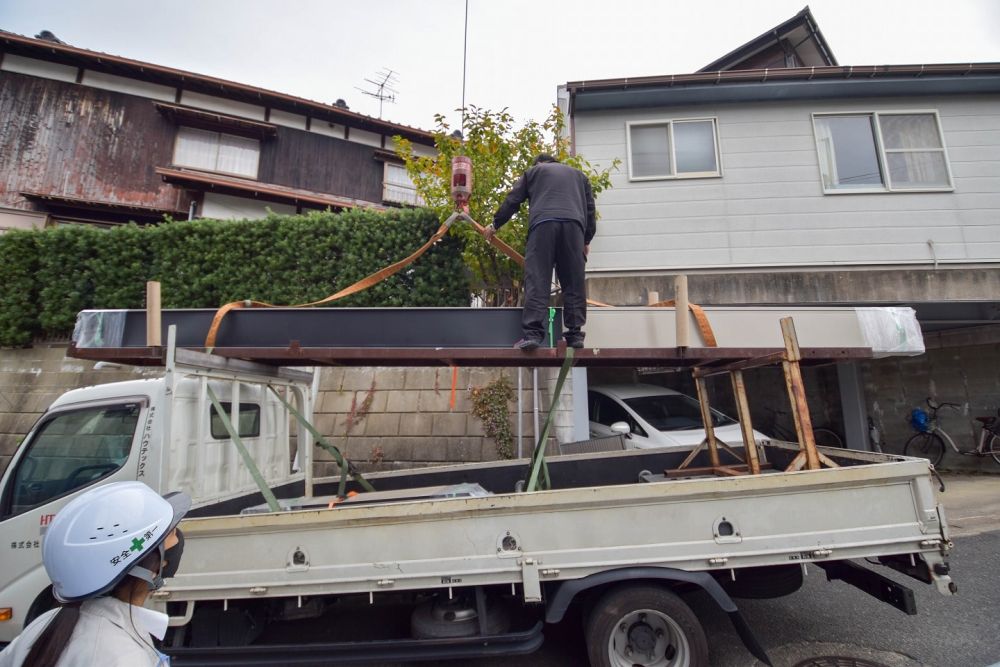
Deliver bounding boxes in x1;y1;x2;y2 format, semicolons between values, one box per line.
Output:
0;71;188;212
259;127;384;204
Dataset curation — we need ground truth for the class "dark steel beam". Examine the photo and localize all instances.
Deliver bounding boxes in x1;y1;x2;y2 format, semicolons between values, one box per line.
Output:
69;344;870;369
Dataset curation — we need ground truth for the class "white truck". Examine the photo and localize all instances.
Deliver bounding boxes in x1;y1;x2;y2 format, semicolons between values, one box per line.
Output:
0;328;955;667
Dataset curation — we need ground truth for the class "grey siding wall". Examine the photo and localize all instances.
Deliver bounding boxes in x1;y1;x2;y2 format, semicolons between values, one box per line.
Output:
577;94;1000;273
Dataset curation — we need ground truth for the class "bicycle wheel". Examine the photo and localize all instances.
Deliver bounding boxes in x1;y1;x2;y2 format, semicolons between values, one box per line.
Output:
987;431;1000;466
813;428;845;448
903;432;946;466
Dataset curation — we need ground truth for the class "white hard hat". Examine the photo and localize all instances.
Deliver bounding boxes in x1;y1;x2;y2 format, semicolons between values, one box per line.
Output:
42;481;191;602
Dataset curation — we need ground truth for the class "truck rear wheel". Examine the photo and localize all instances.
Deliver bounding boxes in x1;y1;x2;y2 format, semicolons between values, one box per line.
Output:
585;584;708;667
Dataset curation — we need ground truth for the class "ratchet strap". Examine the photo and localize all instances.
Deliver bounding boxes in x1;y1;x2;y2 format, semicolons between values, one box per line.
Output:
524;347;575;493
267;385;375;496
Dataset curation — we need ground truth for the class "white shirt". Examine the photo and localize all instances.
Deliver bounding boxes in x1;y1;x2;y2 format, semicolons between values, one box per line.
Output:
0;597;166;667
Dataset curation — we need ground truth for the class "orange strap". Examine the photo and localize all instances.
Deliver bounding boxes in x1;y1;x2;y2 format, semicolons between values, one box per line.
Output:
205;222;451;348
648;300;718;347
203;212;717;349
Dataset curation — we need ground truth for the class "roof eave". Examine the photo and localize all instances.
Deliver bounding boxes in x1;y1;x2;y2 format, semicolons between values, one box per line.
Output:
567;65;1000;111
0;30;435;144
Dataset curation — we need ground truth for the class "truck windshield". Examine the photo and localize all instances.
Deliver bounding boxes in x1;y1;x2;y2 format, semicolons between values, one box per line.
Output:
2;403;141;519
623;395;736;431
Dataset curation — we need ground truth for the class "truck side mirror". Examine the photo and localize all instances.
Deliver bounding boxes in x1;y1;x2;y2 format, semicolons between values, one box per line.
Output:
610;421;632;438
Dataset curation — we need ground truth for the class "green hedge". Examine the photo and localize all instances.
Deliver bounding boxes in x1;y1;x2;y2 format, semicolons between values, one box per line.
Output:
0;208;469;346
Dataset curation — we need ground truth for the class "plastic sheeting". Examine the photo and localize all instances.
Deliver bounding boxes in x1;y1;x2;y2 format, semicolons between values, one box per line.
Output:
857;307;925;358
72;310;127;348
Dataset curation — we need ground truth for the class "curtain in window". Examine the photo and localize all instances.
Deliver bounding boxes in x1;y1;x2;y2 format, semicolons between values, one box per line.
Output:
384;163;421;205
815;115;883;189
880;114;949;189
174;127;220;172
216;134;260;178
174;127;260;178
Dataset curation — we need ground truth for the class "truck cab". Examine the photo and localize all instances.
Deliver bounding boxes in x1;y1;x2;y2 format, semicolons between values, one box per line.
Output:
0;355;313;643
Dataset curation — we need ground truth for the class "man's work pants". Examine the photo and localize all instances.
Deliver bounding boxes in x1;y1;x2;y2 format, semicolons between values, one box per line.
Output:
522;220;587;343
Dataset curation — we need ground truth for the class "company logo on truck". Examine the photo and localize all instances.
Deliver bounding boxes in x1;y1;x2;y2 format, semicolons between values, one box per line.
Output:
137;406;155;478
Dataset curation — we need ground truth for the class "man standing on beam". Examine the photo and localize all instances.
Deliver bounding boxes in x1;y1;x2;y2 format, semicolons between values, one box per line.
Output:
483;154;596;351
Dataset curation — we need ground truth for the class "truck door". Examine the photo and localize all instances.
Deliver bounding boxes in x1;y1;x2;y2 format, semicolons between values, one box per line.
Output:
0;399;146;639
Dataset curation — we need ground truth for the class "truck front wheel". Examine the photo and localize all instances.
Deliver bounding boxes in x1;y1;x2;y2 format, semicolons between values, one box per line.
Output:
585;584;709;667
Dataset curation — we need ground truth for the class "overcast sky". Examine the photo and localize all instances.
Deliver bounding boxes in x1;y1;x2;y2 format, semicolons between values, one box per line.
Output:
2;0;998;132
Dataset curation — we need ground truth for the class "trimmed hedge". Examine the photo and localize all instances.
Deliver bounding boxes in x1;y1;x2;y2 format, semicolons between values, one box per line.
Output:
0;208;469;346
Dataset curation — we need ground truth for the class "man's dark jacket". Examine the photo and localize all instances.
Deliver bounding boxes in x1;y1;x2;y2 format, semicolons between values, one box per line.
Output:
492;162;596;243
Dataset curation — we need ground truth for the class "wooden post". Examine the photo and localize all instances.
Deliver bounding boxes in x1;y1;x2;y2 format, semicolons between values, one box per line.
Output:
780;317;820;471
729;370;762;475
694;376;720;467
146;281;162;347
675;275;689;348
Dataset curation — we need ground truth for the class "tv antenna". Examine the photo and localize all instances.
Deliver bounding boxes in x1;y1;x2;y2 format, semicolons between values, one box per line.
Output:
356;68;398;118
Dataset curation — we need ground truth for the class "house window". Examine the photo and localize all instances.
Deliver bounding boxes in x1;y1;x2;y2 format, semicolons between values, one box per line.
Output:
383;162;422;205
813;112;952;193
626;118;721;180
173;126;260;179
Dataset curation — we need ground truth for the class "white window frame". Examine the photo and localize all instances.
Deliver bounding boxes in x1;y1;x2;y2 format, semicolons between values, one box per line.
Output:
625;117;722;181
172;126;261;180
811;110;954;194
382;161;423;206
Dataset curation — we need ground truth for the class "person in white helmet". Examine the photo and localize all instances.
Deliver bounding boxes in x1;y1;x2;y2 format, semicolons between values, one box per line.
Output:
0;481;190;667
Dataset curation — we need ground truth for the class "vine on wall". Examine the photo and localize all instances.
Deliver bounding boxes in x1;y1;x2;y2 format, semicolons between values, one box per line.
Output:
470;376;515;459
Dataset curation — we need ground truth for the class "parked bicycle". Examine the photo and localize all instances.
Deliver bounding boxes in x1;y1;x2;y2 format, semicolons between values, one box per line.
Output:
904;397;1000;466
760;406;844;448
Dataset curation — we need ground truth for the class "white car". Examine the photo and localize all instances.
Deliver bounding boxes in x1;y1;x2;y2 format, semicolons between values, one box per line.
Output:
587;383;765;450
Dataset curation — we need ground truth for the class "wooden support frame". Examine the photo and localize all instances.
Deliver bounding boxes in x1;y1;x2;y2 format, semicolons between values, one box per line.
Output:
675;316;839;478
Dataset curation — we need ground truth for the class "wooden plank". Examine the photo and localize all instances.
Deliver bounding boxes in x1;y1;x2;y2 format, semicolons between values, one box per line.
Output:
694;377;721;468
730;370;761;475
692;351;786;378
146;281;161;347
675;275;689;347
781;317;821;471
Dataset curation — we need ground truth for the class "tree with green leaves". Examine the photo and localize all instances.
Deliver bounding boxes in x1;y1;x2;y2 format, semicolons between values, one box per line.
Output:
394;105;618;304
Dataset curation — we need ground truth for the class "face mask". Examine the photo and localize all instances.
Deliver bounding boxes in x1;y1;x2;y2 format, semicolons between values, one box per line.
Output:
161;529;185;579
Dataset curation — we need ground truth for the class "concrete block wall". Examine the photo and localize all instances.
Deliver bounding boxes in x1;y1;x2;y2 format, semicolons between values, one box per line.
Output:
311;366;551;475
0;346;163;475
860;341;1000;473
0;347;555;479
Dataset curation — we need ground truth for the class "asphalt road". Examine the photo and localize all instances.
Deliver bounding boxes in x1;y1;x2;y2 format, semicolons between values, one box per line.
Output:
437;529;998;667
435;474;1000;667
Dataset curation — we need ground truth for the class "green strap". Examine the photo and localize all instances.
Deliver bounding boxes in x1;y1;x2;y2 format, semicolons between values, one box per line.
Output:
267;385;375;494
525;347;575;492
547;307;556;348
206;386;282;513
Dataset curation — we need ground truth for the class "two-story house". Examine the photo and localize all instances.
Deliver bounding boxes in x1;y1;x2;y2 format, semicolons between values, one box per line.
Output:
560;8;1000;462
0;30;434;231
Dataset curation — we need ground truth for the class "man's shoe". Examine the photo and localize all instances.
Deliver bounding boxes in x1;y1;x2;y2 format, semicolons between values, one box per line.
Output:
513;338;541;351
566;338;584;349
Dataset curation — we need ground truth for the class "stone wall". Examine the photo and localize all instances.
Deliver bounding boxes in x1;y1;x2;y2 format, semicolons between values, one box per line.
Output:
0;345;163;474
311;366;551;475
0;346;554;479
859;337;1000;473
4;335;997;479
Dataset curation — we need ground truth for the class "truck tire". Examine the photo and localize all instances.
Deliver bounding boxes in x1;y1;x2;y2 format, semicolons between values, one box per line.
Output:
585;584;708;667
